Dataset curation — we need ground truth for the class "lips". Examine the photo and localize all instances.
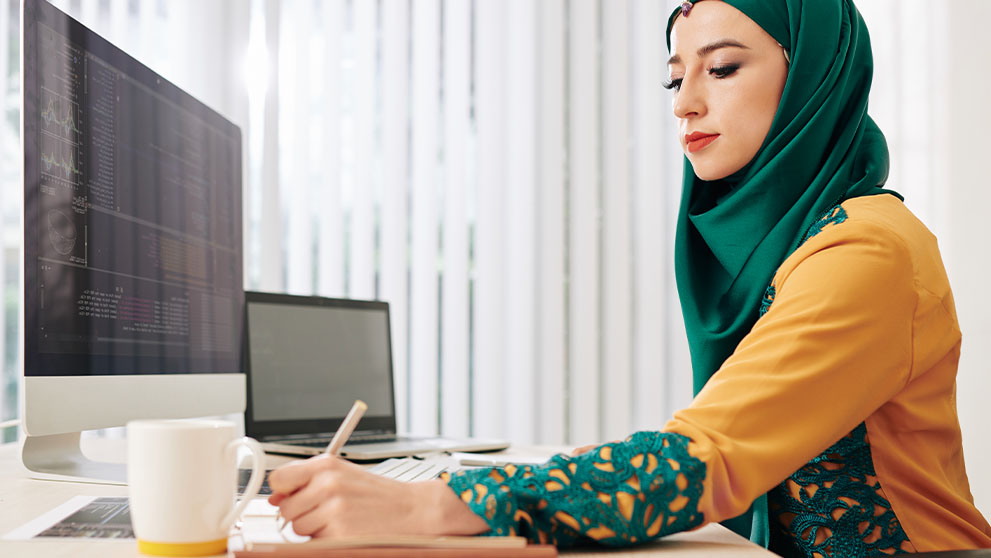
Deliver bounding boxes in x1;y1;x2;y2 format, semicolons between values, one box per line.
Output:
685;131;719;153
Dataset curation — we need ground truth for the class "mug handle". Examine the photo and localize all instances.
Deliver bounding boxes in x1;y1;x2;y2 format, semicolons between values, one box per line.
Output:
219;436;265;532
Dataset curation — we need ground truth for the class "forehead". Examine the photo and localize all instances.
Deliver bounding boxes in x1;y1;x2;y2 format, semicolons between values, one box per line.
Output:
669;1;768;57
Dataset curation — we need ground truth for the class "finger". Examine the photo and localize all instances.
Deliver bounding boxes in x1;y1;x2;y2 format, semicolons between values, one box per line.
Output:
268;493;287;506
312;526;333;539
267;454;334;495
571;444;594;456
277;469;339;523
291;501;340;537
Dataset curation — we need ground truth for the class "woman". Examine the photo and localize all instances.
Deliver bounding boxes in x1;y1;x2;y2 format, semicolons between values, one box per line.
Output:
268;0;991;554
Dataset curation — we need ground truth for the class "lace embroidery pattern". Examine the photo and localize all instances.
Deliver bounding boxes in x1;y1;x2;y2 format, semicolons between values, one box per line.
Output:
760;285;776;317
443;431;705;547
762;203;913;557
800;205;848;245
768;424;913;557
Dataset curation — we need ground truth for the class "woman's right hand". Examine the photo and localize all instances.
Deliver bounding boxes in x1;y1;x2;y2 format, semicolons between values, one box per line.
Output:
267;454;490;538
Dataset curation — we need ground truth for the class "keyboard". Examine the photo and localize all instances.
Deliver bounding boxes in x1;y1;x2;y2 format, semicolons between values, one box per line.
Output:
367;457;458;482
238;468;273;495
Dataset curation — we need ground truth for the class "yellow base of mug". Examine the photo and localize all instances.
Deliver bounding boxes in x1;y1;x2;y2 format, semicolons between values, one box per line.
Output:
137;537;227;557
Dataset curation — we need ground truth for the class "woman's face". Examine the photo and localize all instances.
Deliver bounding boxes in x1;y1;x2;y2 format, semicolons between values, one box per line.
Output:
668;0;789;181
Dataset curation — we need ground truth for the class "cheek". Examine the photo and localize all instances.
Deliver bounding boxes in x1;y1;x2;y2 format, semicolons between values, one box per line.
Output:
756;83;783;133
725;80;780;154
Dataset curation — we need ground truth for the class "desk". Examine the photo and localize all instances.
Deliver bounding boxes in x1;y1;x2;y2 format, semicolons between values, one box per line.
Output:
0;439;777;558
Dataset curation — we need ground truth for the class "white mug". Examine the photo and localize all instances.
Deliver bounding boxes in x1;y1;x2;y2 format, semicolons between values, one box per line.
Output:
127;419;265;556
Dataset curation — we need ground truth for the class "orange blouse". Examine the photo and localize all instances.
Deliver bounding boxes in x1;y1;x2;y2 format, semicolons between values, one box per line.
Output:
665;194;991;551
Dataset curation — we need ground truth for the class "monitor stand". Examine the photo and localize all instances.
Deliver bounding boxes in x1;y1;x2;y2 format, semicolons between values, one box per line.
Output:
21;432;127;485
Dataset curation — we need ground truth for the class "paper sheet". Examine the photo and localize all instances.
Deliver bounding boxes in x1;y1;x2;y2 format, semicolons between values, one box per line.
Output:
2;496;134;540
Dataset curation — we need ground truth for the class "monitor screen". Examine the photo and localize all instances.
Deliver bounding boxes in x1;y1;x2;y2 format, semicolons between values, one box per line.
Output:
22;0;243;377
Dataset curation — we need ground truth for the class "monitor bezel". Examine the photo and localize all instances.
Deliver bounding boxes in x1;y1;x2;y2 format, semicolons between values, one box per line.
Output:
242;291;400;439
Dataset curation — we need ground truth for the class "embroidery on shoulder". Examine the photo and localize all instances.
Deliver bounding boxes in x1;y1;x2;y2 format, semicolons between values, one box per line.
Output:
799;205;847;246
760;284;776;317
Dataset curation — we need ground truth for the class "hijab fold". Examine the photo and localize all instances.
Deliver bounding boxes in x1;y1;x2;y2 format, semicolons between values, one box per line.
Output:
666;0;898;546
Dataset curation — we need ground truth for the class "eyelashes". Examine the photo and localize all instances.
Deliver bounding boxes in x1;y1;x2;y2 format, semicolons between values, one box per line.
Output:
709;63;740;78
663;63;741;91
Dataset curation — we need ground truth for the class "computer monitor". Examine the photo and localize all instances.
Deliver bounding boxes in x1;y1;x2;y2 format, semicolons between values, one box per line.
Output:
20;0;245;483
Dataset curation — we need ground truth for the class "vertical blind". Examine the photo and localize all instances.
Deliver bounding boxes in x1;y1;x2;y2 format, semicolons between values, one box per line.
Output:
253;0;698;446
0;0;944;450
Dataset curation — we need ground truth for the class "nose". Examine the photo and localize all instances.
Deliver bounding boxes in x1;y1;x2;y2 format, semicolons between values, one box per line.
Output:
673;75;705;120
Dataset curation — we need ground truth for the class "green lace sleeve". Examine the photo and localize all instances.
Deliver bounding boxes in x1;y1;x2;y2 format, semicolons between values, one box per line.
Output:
442;431;706;547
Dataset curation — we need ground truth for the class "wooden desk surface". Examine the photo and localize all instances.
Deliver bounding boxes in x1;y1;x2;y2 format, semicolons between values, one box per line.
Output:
0;440;776;557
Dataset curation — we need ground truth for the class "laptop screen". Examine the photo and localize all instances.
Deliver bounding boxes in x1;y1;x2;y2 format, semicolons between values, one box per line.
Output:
243;292;398;438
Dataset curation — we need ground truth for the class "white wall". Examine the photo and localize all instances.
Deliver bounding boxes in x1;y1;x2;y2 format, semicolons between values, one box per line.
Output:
935;0;991;518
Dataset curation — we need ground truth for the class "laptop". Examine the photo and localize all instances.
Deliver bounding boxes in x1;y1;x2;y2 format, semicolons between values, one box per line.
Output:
242;291;509;460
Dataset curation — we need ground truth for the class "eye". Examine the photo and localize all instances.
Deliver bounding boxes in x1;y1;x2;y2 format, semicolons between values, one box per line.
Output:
662;77;683;91
708;63;740;78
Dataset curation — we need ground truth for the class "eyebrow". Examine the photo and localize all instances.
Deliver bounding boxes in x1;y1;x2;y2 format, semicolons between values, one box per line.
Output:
667;39;750;65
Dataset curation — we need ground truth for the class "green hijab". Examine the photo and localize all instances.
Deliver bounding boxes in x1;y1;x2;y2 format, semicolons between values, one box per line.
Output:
666;0;898;546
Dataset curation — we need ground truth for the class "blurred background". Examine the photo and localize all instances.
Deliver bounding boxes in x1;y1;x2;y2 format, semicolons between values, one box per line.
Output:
1;0;989;514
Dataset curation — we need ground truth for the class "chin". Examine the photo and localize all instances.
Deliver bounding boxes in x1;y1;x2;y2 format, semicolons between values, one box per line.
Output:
687;157;744;182
689;165;731;182
692;170;721;181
